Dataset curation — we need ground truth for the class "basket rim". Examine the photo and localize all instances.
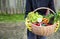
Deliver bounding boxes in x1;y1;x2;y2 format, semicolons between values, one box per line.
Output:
33;7;56;15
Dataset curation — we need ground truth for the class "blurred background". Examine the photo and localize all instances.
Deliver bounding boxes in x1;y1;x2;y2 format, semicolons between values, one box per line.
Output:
0;0;60;14
0;0;26;14
0;0;60;39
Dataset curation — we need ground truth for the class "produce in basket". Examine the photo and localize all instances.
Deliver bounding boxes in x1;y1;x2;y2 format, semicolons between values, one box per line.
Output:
25;11;60;32
25;7;60;32
25;12;43;31
25;12;52;31
54;13;60;32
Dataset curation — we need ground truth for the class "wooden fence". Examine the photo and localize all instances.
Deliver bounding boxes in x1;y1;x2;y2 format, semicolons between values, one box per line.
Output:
0;0;60;14
0;0;26;14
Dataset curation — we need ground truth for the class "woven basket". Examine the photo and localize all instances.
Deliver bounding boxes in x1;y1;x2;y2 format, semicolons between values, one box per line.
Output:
25;7;59;36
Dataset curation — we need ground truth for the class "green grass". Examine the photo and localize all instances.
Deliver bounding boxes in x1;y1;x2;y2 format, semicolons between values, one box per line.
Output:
0;13;24;22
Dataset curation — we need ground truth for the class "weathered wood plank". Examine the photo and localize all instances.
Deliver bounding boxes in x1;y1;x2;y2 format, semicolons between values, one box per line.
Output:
0;0;60;14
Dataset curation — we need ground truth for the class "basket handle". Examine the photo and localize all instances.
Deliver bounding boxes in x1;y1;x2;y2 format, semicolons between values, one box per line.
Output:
33;7;55;15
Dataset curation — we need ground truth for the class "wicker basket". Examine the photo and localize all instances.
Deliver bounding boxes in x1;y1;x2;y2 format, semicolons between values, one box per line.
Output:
25;7;59;36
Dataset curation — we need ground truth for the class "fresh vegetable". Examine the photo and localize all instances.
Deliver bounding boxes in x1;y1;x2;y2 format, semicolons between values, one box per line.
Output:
25;11;60;31
54;21;59;32
26;12;43;26
25;12;43;31
27;12;43;23
42;18;49;24
54;13;60;32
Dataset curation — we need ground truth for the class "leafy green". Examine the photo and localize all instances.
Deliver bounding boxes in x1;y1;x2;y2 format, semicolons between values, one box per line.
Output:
26;12;43;23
